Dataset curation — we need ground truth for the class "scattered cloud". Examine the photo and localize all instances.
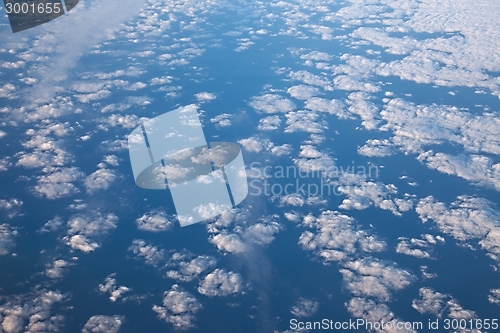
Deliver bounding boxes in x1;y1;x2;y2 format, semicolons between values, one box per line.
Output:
153;285;202;330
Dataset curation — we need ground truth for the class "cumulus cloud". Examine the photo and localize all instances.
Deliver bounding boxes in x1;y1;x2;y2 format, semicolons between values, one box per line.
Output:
63;213;118;253
99;274;131;302
395;234;444;259
210;113;232;127
128;239;166;266
336;173;414;216
290;298;319;318
82;315;124;333
198;269;245;297
166;252;216;282
299;211;386;263
287;85;320;100
0;290;67;333
340;257;415;301
249;94;296;114
195;92;216;102
0;224;17;256
347;297;416;333
257;115;282;131
85;168;117;193
489;289;500;305
416;195;500;262
413;287;477;321
136;210;173;232
45;259;74;279
34;167;84;199
153;285;202;331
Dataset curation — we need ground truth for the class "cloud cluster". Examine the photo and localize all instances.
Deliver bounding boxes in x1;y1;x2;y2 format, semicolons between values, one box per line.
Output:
416;195;500;262
0;224;17;256
166;252;216;282
136;210;173;232
82;315;124;333
395;234;445;259
299;211;386;262
128;239;166;266
412;287;476;321
198;269;245;297
99;274;131;302
63;213;118;253
45;259;74;279
153;285;202;330
0;290;67;333
290;298;319;318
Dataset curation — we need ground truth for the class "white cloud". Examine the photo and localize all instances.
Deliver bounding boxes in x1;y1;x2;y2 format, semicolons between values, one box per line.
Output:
34;167;84;199
290;298;319;318
195;92;216;102
99;274;131;302
417;195;500;262
0;290;67;333
45;259;74;279
249;94;296;114
198;269;245;297
128;239;166;266
304;97;349;118
358;139;394;157
209;233;248;254
63;213;118;253
340;257;415;301
166;252;216;282
210;113;232;127
136;210;173;232
238;137;270;153
489;289;500;305
347;298;416;333
82;315;124;333
153;285;202;331
0;224;17;256
287;85;320;100
299;211;386;263
257;115;281;131
412;287;477;321
85;168;117;193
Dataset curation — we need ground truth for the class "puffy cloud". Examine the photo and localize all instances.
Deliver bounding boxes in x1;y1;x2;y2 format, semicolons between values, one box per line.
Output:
0;198;23;219
99;274;131;302
153;285;202;330
304;97;349;118
195;92;216;102
0;290;67;333
198;269;245;297
416;195;500;262
85;168;117;193
287;85;320;100
45;259;74;279
336;173;414;217
210;113;232;127
209;233;248;254
285;110;325;134
128;239;166;266
347;298;416;333
63;213;118;253
82;315;124;333
340;257;415;301
238;137;270;153
412;287;477;321
358;139;394;157
34;167;84;199
257;115;282;131
290;298;319;318
395;234;444;259
249;94;295;114
0;224;17;256
299;211;386;263
136;210;173;232
489;289;500;305
166;252;216;282
288;70;333;91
